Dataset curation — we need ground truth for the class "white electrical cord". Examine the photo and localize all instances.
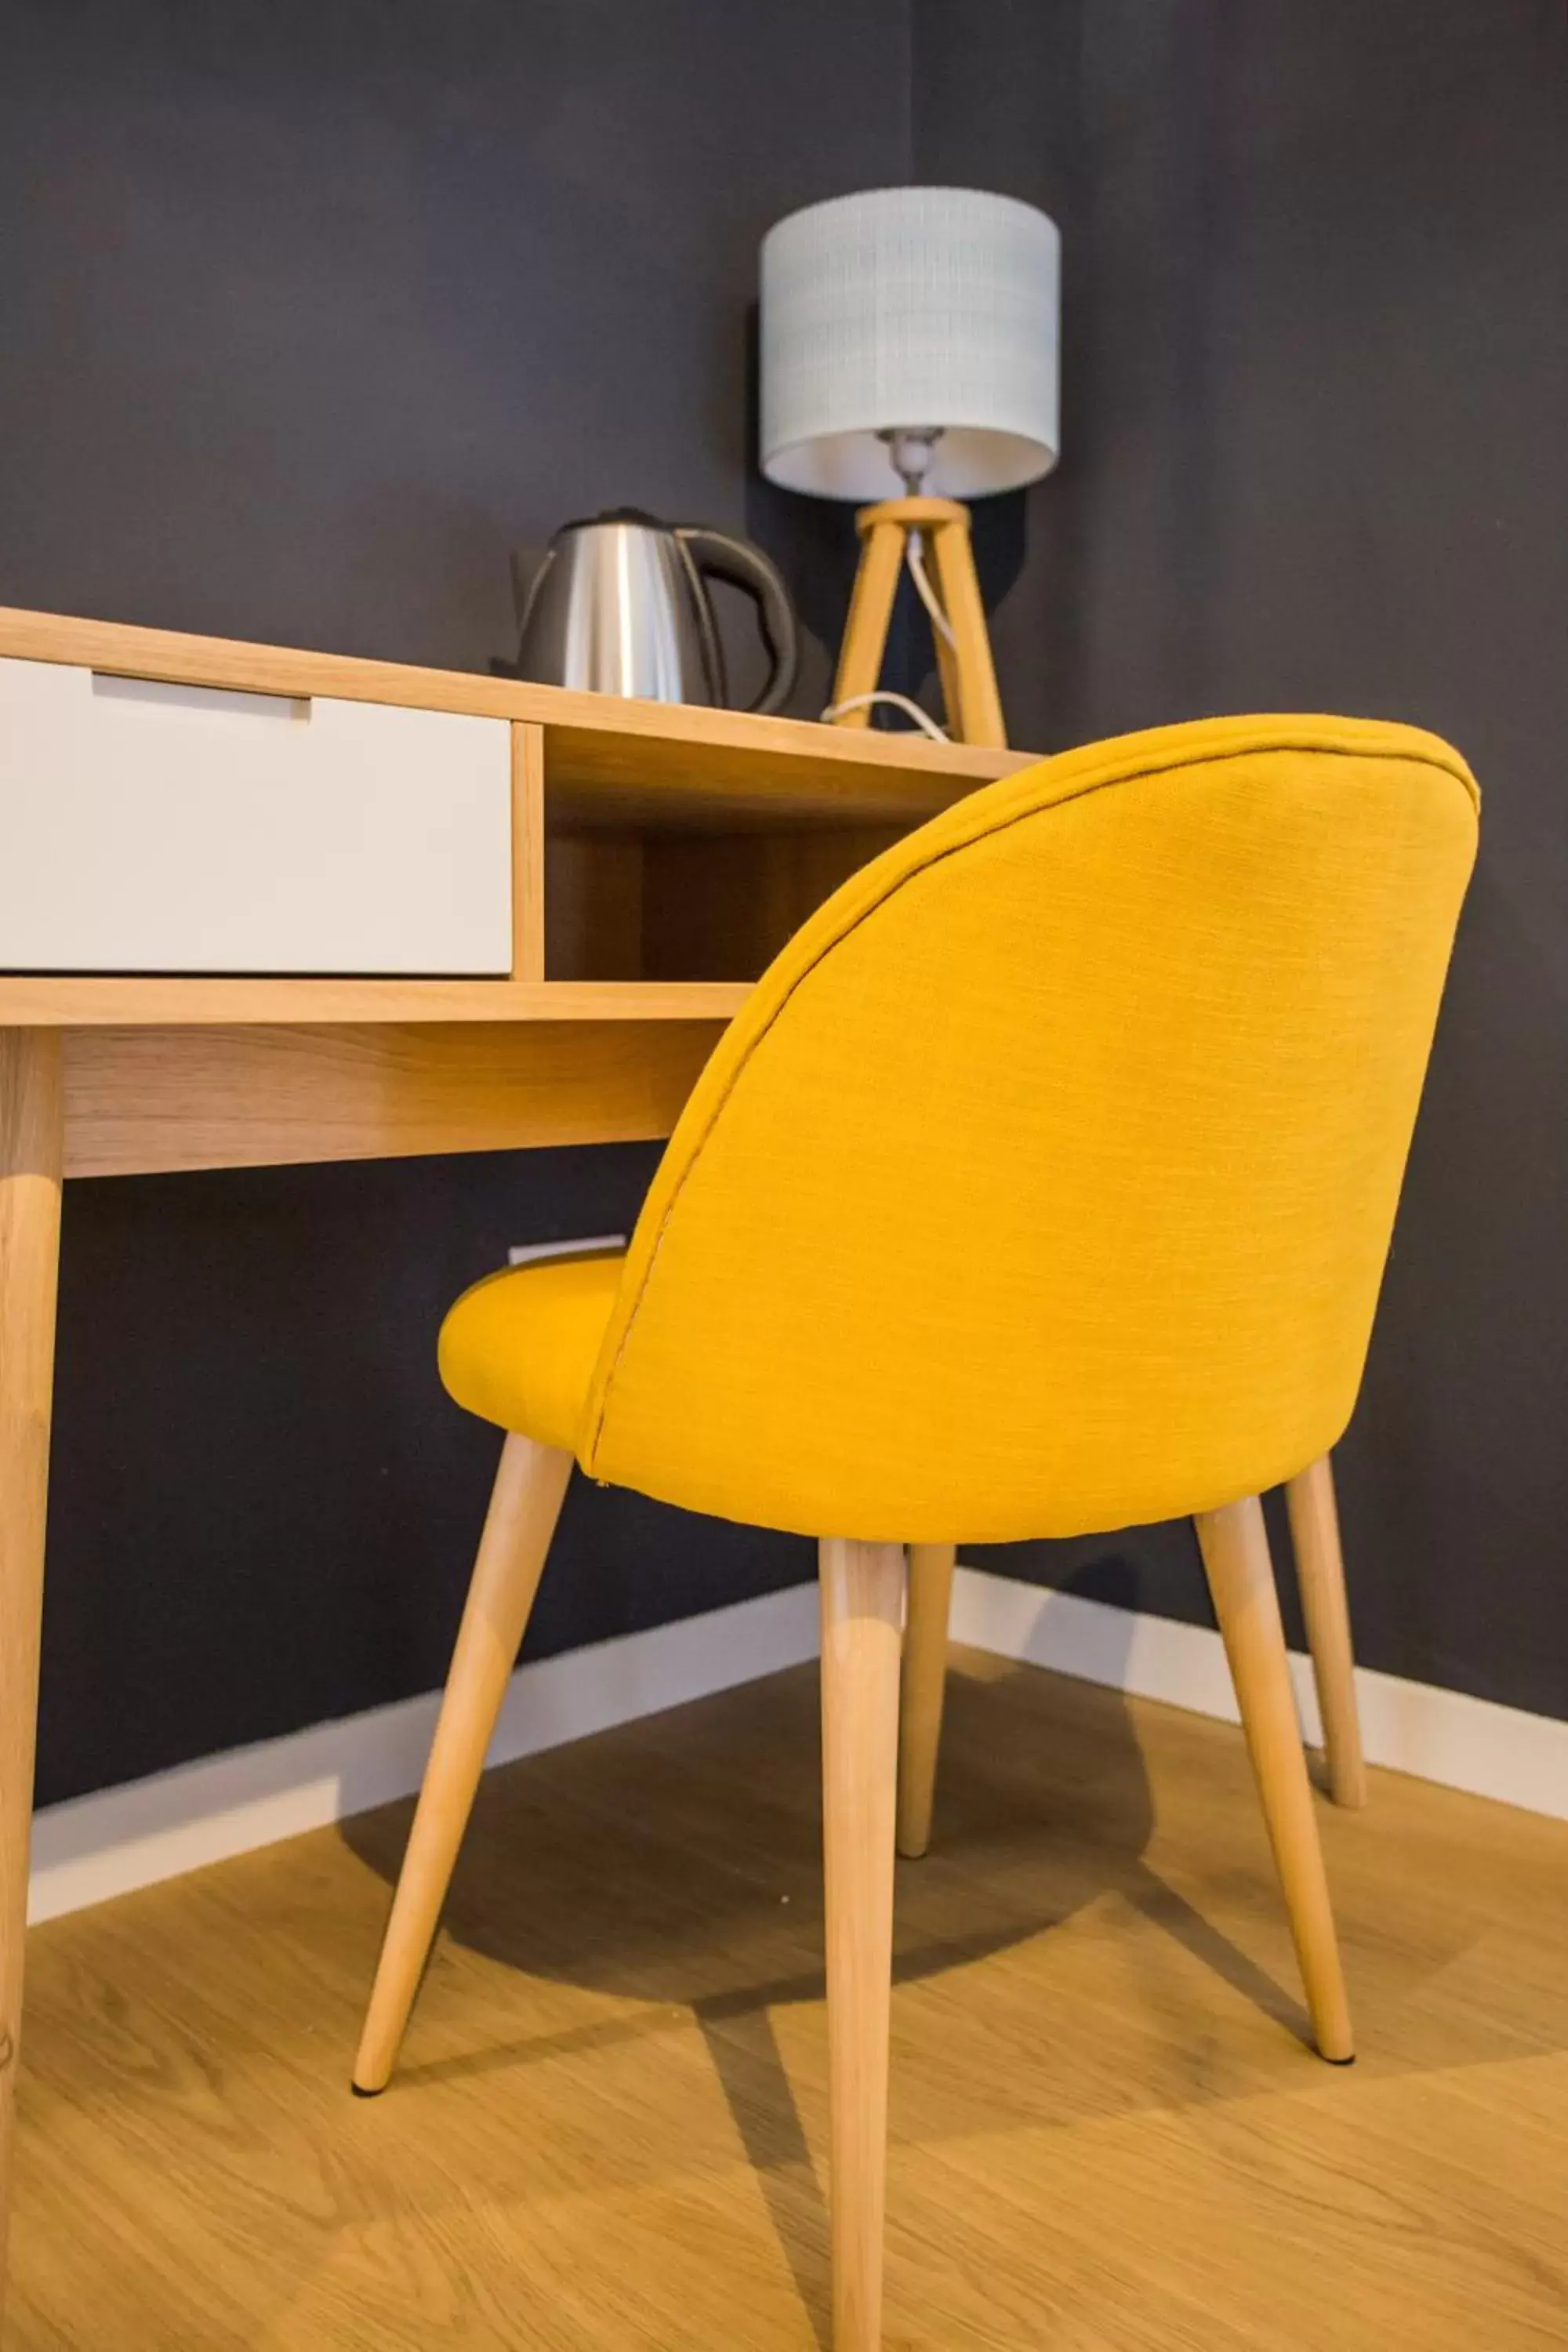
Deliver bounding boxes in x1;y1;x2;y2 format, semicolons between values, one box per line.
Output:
905;528;957;649
821;690;949;742
822;530;960;740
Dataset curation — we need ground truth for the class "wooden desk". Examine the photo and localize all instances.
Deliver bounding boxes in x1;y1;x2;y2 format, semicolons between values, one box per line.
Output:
0;605;1036;2318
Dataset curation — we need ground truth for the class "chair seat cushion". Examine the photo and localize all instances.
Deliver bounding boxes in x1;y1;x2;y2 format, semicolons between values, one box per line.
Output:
437;1251;626;1453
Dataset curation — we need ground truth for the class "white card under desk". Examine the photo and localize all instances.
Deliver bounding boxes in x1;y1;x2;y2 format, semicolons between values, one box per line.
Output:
0;602;1035;2314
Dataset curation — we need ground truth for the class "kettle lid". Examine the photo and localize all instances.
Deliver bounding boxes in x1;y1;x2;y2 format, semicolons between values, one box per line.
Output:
555;505;670;534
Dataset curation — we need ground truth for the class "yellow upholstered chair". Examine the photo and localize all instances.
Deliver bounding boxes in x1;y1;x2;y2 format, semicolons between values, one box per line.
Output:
353;713;1478;2352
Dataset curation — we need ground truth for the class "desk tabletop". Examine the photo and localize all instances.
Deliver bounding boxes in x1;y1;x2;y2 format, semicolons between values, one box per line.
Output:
0;604;1042;1043
0;605;1040;832
0;976;752;1028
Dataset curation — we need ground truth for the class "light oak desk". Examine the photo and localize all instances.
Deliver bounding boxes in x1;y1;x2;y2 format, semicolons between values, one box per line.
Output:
0;604;1033;2317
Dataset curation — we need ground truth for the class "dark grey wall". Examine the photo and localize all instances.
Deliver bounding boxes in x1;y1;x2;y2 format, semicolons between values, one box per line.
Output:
921;0;1568;1724
2;0;909;1805
5;2;1566;1806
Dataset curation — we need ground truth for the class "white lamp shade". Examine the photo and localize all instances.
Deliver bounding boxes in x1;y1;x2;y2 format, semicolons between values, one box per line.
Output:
760;185;1060;501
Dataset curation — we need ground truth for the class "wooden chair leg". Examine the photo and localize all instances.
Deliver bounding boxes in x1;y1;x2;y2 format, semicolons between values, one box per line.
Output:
1193;1495;1355;2063
1285;1454;1368;1809
819;1537;905;2352
352;1432;572;2093
897;1542;956;1859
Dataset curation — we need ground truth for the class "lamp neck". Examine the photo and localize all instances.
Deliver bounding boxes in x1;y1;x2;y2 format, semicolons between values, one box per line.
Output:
878;426;945;496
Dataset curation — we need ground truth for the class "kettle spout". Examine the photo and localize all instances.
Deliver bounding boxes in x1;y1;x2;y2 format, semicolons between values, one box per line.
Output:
510;543;552;630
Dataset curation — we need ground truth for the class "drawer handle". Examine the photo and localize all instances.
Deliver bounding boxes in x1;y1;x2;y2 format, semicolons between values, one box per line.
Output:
90;671;310;724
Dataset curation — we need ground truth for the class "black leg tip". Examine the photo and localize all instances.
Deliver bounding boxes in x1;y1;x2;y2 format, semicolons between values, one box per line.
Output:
1321;2050;1356;2067
350;2078;384;2098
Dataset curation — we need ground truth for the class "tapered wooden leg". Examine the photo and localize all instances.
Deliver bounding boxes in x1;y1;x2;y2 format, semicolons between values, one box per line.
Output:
353;1432;572;2093
896;1543;956;1859
829;519;905;725
0;1031;64;2333
820;1537;905;2352
1194;1495;1354;2063
1286;1454;1368;1809
927;517;1007;747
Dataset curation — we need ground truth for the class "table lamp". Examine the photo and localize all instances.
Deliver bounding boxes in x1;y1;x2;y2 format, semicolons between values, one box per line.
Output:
760;185;1060;747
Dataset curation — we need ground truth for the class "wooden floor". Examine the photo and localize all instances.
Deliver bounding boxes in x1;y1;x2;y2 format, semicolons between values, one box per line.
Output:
12;1648;1568;2349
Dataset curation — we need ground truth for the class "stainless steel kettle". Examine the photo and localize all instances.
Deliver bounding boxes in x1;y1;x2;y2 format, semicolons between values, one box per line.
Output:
511;508;798;713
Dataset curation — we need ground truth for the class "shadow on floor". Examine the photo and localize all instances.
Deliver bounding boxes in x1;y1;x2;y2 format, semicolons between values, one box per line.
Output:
337;1563;1307;2347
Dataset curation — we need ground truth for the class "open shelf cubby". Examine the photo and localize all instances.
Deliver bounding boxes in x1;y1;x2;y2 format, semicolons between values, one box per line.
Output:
537;708;1032;985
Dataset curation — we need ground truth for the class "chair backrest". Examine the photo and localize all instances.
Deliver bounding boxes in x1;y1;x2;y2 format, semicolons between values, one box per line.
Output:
581;715;1479;1543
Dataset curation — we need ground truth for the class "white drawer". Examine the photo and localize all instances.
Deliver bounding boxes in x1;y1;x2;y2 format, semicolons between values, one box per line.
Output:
0;657;513;974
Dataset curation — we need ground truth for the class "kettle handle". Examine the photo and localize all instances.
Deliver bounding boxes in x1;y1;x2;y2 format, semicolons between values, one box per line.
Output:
676;528;799;717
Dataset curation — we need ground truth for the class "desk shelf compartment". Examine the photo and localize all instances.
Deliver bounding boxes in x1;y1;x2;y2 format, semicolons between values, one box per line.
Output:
541;822;910;984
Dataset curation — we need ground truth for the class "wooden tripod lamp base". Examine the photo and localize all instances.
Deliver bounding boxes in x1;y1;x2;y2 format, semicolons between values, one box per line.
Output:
829;495;1007;751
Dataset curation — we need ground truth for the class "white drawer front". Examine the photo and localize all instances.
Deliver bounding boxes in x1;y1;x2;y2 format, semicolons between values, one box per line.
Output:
0;658;513;974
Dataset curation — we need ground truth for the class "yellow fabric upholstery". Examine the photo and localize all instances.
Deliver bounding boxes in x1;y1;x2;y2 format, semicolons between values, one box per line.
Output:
438;1250;626;1455
441;714;1478;1545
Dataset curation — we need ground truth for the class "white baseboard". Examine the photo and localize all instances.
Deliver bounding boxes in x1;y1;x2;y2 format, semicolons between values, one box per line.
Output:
949;1565;1568;1824
30;1563;1566;1928
27;1581;818;1926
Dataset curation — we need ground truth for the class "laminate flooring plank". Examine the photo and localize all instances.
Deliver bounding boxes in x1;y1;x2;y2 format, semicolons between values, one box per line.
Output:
10;1651;1566;2348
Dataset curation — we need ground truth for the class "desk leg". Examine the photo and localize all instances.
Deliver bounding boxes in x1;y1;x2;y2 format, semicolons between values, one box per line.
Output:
0;1030;63;2334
